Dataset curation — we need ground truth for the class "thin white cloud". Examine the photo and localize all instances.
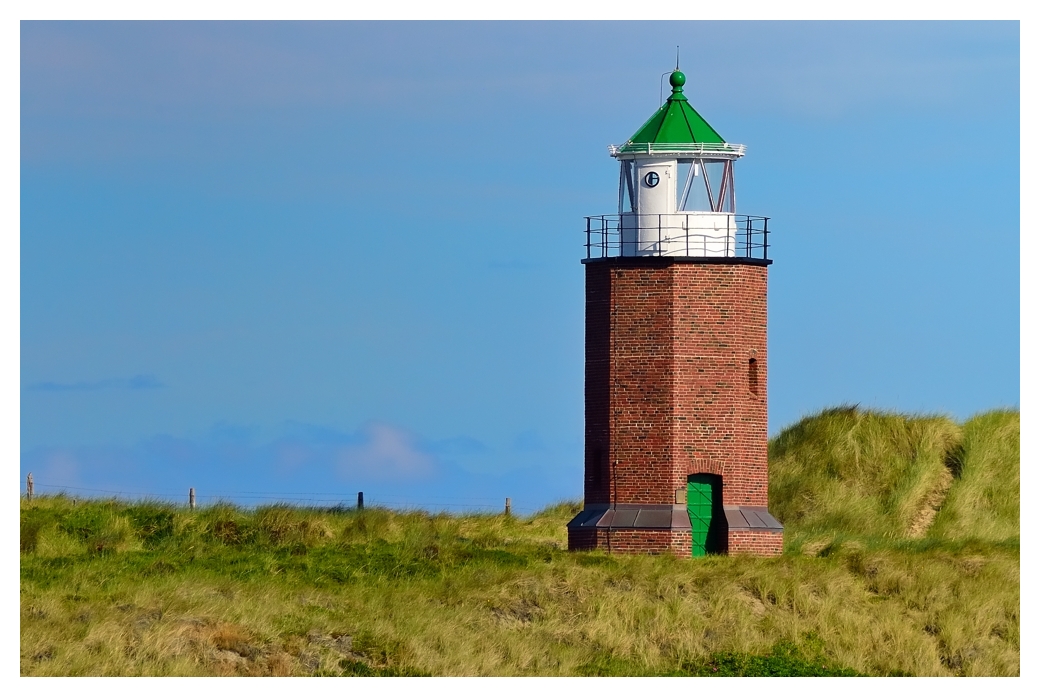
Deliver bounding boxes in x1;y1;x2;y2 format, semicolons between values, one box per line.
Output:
19;421;582;510
30;450;82;489
334;422;435;481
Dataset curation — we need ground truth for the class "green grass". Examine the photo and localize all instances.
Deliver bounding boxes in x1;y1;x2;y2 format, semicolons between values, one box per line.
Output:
769;405;962;539
929;409;1020;542
20;408;1019;676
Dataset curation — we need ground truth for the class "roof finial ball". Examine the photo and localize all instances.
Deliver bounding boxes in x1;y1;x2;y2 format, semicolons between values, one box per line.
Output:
669;69;686;92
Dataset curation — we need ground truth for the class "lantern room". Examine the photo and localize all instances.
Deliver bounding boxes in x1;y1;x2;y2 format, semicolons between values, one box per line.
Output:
586;69;769;261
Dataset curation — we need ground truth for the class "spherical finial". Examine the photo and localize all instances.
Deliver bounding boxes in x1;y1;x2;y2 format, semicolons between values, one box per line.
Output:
669;70;686;88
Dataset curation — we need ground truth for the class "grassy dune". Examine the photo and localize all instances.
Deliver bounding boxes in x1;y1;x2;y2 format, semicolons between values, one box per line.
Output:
20;407;1019;676
929;409;1020;542
769;405;962;539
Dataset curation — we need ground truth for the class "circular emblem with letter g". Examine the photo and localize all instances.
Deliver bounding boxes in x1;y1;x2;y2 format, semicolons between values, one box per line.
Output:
643;171;660;188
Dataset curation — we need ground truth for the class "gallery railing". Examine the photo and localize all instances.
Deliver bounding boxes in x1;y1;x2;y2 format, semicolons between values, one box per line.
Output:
584;213;770;261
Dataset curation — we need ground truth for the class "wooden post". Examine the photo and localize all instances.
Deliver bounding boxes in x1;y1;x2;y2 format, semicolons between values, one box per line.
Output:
189;487;196;510
357;491;364;510
26;473;33;502
505;497;512;516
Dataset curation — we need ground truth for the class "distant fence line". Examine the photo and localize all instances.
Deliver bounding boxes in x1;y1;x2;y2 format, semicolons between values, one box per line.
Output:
21;475;534;514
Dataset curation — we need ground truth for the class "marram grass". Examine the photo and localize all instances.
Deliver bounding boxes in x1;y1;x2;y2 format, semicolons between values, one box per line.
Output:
929;409;1020;542
21;408;1018;676
768;405;962;538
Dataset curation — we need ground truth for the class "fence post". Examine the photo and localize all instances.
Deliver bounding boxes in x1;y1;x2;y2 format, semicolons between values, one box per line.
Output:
357;491;364;510
505;497;512;516
189;487;196;510
26;473;33;502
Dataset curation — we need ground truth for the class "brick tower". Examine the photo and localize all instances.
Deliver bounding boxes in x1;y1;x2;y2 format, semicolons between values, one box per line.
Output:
567;67;783;557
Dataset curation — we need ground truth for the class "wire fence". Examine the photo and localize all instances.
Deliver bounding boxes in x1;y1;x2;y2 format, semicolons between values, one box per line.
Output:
21;479;545;515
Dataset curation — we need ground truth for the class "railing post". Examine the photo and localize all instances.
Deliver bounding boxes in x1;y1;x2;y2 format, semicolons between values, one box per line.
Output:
26;472;33;503
585;217;591;260
764;217;769;260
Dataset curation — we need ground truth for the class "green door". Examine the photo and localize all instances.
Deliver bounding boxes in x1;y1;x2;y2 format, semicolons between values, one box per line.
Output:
687;474;721;557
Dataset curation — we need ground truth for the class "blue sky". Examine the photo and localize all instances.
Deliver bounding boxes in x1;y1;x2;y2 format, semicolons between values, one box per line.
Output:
19;21;1020;513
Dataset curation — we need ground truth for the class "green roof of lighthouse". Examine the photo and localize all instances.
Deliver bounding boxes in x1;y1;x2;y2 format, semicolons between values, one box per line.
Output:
625;70;725;146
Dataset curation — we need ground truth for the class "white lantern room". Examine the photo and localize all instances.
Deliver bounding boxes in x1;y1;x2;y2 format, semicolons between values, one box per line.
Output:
609;69;747;258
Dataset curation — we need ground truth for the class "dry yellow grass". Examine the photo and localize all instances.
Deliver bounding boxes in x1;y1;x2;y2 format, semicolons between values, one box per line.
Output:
21;408;1019;676
21;502;1018;676
769;406;963;538
929;409;1020;542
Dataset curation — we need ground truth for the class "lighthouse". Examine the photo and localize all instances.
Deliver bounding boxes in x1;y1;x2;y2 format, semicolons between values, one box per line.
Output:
567;67;783;557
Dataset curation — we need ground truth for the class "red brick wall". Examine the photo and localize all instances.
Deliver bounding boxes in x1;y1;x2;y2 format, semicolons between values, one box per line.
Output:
727;530;783;556
671;263;769;506
570;526;783;557
583;259;770;508
568;527;598;551
568;527;693;557
584;266;612;504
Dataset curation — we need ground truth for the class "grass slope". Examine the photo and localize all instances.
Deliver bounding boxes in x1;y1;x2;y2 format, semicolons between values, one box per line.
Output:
929;409;1020;542
20;408;1019;677
768;405;961;539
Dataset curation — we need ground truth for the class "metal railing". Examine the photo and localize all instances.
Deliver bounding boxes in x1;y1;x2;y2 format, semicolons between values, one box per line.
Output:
608;142;747;157
584;213;770;261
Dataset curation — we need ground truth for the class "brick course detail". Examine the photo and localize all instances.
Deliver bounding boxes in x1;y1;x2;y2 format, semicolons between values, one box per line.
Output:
568;527;693;557
570;257;782;558
727;530;784;556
